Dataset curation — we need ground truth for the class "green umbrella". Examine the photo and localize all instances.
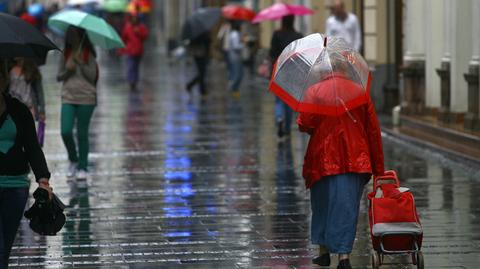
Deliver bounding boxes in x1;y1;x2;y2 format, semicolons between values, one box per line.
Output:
48;10;124;49
102;0;128;13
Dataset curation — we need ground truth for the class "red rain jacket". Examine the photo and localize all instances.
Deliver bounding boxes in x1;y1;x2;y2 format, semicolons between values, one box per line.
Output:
20;13;37;27
120;22;148;57
297;77;384;189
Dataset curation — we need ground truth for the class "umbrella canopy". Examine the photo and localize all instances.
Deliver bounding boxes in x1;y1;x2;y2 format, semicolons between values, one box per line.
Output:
269;33;371;116
182;7;221;41
222;5;256;21
48;10;124;49
252;3;314;23
0;13;58;63
68;0;103;6
102;0;128;13
127;0;152;14
28;3;44;17
24;188;66;236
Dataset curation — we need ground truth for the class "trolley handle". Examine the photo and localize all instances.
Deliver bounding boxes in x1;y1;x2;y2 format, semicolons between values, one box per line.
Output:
373;170;400;190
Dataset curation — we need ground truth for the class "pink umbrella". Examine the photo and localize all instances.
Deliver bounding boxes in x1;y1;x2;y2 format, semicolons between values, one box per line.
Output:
252;3;314;23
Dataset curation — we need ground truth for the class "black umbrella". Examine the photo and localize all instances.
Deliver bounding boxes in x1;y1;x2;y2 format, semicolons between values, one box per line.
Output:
181;7;221;41
0;13;59;64
24;188;66;236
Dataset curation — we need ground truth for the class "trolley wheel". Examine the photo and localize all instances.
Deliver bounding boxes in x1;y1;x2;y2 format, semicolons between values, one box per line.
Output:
416;251;424;269
371;251;380;269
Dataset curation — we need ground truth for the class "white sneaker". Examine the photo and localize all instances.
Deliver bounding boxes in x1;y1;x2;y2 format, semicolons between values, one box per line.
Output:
76;169;89;180
67;162;77;178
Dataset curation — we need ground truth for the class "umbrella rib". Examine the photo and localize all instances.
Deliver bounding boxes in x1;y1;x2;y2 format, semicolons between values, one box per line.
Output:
296;49;322;113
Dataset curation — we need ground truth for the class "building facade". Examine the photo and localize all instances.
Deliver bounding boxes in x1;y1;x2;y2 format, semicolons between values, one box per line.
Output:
393;0;479;132
253;0;479;132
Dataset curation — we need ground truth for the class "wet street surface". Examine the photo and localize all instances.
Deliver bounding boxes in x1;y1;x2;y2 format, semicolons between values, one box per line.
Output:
8;49;480;269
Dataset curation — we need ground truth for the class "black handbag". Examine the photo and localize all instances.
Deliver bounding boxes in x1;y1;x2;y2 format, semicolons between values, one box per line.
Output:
24;188;66;236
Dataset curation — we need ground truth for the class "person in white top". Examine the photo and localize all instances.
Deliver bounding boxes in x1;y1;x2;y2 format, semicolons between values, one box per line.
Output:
325;0;362;52
227;21;244;98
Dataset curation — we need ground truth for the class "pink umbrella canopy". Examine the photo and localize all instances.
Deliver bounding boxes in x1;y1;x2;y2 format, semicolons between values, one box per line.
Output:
252;3;314;23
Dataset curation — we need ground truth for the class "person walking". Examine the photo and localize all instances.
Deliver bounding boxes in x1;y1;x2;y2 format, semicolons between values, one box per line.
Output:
8;58;46;122
227;21;244;98
269;15;302;138
216;21;232;81
57;26;98;180
120;13;149;91
242;23;259;76
0;58;53;268
325;0;362;52
186;31;211;97
297;72;384;269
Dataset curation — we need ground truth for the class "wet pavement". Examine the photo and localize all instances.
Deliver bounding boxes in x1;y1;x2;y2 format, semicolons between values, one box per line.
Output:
8;47;480;269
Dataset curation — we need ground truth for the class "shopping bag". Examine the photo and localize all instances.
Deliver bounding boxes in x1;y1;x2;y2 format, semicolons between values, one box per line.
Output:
37;120;45;147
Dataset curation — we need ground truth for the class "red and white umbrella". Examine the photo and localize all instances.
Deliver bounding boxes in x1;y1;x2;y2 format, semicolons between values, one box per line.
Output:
269;33;371;116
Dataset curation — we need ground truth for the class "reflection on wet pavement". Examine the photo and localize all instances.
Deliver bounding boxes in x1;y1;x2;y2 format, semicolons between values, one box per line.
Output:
8;49;480;268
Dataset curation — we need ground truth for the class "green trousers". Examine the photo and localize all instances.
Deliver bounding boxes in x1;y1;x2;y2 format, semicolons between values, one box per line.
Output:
61;104;95;170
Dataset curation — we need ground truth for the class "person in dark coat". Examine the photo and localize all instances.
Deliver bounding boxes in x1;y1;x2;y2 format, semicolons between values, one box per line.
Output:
269;15;302;139
0;58;53;268
186;31;211;97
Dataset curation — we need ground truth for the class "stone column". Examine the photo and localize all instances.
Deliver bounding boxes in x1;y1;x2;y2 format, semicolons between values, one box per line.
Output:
424;0;443;111
450;0;472;120
401;0;426;115
464;0;480;131
436;0;451;123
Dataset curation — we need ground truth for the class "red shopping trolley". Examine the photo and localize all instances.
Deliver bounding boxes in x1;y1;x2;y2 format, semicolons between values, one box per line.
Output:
367;170;424;269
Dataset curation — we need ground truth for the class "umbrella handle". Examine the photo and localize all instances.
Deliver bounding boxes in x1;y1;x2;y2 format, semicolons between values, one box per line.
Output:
324;37;327;47
337;97;357;123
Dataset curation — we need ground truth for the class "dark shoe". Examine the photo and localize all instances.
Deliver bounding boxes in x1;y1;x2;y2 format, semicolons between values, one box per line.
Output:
337;259;352;269
129;83;137;91
186;83;193;93
277;121;284;138
312;253;330;266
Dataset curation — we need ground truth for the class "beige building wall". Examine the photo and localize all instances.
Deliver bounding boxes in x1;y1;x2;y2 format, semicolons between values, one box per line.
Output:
258;0;276;49
363;0;389;66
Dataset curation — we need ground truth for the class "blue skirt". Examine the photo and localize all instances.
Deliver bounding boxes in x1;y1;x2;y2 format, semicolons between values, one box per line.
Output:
310;173;369;254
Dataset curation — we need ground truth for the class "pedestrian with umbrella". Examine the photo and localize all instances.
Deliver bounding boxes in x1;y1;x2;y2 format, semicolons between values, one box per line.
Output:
119;11;149;91
183;8;221;97
8;57;46;146
221;5;256;97
269;15;303;138
0;13;58;268
48;10;124;180
269;34;384;269
253;2;313;139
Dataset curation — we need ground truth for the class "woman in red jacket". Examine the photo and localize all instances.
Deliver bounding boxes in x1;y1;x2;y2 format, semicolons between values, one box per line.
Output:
120;13;148;91
297;72;384;269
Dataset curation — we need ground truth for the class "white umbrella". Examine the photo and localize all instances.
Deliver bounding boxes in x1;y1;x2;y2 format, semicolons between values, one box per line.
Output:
67;0;103;6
